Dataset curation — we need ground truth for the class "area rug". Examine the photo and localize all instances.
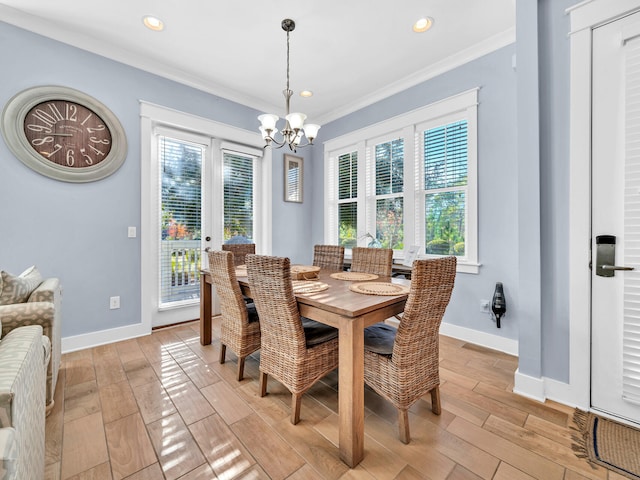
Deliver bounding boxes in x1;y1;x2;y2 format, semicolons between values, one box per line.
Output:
572;409;640;479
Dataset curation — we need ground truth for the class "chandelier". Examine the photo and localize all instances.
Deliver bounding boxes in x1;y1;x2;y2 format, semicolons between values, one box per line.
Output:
258;19;320;151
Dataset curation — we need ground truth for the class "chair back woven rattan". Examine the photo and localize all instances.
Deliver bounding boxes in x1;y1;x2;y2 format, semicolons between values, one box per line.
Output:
246;254;339;424
207;250;261;381
312;244;345;271
351;247;393;277
221;243;255;266
364;256;457;443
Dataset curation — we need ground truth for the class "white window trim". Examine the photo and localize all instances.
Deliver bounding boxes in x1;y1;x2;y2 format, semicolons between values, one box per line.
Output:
323;88;480;274
140;101;272;329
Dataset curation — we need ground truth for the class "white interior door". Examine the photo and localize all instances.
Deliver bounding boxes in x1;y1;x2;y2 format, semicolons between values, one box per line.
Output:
591;10;640;425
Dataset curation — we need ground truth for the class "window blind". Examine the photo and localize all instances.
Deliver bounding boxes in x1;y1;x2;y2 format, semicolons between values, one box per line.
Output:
375;139;404;195
223;151;254;243
339;152;358;200
623;38;640;405
159;135;203;305
424;121;468;189
338;151;358;248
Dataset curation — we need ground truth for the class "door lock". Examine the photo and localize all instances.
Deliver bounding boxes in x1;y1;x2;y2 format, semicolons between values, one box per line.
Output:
595;235;635;277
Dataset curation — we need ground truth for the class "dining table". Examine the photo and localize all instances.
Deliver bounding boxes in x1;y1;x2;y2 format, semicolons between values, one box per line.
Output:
199;267;410;468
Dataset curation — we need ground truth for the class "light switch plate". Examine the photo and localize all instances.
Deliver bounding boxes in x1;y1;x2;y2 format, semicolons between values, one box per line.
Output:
128;226;136;238
110;296;120;309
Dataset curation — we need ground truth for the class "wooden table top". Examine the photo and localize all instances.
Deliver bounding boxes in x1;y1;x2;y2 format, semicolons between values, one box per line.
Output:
234;268;410;318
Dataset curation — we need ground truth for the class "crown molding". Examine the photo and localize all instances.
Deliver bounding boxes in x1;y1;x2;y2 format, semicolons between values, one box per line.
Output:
0;5;276;114
315;27;515;125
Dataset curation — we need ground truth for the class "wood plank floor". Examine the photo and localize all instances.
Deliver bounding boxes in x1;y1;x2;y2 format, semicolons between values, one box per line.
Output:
43;318;619;480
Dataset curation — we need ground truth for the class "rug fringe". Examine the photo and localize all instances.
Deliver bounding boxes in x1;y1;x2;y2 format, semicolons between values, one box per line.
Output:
570;408;597;468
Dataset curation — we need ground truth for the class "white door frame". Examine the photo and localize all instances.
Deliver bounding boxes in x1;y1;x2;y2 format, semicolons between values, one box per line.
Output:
140;101;272;331
567;0;640;409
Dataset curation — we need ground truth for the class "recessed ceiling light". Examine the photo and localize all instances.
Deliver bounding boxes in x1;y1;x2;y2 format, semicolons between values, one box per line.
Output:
143;15;164;31
413;17;434;33
300;90;313;98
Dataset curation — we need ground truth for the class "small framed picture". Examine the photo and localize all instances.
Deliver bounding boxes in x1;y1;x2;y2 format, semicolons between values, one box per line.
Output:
284;154;303;203
402;245;421;267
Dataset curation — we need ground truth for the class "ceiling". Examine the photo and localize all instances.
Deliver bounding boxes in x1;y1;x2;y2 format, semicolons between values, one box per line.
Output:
0;1;515;125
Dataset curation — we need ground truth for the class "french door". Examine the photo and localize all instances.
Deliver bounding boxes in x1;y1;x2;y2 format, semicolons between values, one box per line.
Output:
153;128;214;328
591;9;640;425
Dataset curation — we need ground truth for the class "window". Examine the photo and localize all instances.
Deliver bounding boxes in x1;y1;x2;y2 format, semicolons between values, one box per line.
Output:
324;89;479;273
423;121;468;256
373;138;404;250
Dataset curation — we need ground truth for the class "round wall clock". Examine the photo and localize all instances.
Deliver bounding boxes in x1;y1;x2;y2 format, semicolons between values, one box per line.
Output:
1;85;127;182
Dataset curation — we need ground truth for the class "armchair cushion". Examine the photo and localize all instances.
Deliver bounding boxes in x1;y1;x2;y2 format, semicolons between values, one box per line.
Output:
0;267;42;306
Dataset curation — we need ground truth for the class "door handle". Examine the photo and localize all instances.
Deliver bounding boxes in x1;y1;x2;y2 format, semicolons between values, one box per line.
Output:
595;235;632;277
601;265;635;271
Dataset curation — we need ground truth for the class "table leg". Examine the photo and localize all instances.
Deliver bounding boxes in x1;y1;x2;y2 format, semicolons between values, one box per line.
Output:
338;315;365;467
200;272;212;345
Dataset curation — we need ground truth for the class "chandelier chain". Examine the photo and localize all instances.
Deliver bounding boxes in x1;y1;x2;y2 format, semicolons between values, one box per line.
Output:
257;18;320;151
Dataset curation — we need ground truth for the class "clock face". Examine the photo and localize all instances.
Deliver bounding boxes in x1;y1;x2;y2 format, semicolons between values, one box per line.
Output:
1;86;127;182
23;100;112;168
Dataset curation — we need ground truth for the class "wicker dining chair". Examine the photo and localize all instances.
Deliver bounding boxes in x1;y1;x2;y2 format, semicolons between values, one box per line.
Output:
351;247;393;277
207;250;261;381
221;243;256;267
362;256;457;443
246;254;339;424
312;244;345;271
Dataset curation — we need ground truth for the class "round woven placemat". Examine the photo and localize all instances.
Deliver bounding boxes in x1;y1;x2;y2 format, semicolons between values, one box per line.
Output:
349;282;410;296
330;272;379;281
292;280;330;294
291;265;321;280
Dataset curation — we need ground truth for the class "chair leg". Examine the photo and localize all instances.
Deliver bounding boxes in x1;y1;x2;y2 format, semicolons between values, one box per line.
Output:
219;344;227;364
237;356;246;381
430;386;441;415
259;372;268;397
398;409;410;444
291;393;302;425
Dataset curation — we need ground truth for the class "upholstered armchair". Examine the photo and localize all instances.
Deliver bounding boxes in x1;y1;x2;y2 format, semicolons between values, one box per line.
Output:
0;268;61;414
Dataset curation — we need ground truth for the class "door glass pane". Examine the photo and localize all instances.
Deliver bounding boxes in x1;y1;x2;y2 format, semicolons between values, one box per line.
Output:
224;152;254;243
159;136;202;306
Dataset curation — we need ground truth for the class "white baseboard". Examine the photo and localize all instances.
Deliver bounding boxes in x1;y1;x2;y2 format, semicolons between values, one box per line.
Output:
439;322;519;356
61;322;151;354
513;369;546;402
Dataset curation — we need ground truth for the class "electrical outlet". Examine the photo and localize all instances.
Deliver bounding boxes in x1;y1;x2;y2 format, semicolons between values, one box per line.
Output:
480;299;490;313
110;296;120;309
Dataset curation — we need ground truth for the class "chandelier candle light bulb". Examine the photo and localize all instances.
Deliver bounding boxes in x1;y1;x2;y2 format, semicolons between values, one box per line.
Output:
258;19;320;151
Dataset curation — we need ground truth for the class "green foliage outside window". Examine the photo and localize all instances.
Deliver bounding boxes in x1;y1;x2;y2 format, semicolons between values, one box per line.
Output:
160;138;202;241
